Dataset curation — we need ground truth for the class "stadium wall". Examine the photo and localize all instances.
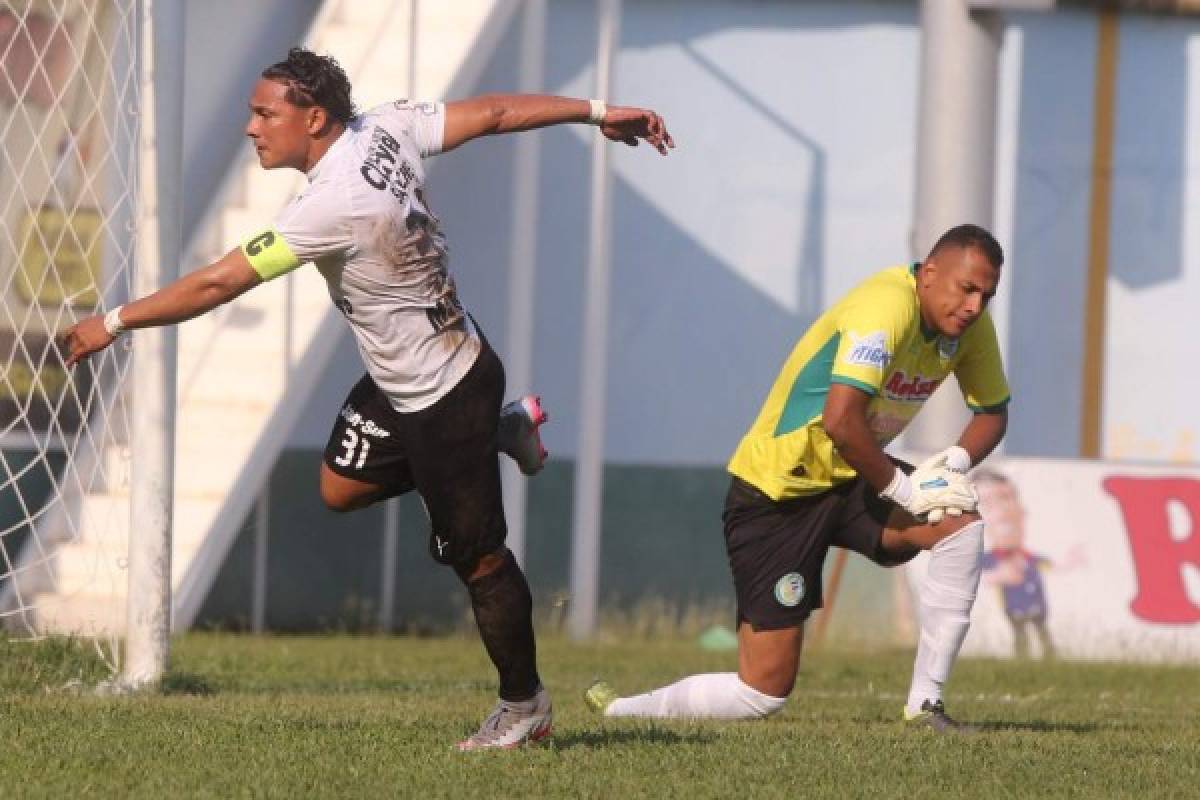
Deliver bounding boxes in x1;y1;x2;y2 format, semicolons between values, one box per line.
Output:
180;0;323;236
182;1;1200;640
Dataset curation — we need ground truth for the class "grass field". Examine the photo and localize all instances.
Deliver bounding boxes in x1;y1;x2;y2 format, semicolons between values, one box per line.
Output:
2;632;1198;798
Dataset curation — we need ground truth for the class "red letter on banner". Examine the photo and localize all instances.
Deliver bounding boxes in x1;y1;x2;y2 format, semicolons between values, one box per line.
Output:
1102;477;1200;624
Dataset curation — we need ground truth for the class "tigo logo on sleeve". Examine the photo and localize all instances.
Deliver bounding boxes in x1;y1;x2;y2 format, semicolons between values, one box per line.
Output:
846;330;890;369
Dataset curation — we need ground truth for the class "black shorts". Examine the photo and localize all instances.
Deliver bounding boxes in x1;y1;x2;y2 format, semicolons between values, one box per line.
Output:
723;463;917;630
323;341;506;569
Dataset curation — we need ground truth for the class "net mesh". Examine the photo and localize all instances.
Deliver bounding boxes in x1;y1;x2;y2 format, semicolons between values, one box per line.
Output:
0;0;139;662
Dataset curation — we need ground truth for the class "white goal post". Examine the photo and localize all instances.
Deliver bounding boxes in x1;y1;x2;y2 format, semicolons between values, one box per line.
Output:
0;0;180;689
123;0;181;689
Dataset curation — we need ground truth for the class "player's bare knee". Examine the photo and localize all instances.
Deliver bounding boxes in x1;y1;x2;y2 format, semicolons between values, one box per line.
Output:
929;510;983;545
319;476;362;512
321;492;357;513
876;530;922;567
318;465;381;512
889;510;983;551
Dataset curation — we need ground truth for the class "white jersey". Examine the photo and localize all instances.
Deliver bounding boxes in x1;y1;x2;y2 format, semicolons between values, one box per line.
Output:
239;100;481;412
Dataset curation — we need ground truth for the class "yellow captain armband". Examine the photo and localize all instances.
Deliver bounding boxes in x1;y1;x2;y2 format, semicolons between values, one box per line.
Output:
240;228;301;281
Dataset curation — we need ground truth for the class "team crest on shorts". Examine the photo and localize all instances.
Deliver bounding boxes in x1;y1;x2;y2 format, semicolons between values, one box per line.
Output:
774;572;805;607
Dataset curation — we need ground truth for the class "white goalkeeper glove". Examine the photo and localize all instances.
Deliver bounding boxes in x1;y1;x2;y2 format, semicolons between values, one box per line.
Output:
915;445;972;476
911;446;975;523
880;446;977;523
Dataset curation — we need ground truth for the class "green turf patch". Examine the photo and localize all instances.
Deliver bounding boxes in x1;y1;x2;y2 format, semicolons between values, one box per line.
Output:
1;633;1198;798
0;634;113;693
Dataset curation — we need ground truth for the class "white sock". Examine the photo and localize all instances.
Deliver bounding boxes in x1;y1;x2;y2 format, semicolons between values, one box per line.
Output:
605;672;786;719
906;520;984;715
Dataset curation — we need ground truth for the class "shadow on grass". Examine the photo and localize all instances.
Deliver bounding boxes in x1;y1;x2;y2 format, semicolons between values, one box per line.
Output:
162;670;216;696
978;720;1102;734
549;727;716;749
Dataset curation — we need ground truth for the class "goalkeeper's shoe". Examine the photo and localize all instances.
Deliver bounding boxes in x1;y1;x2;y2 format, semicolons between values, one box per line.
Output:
457;688;553;751
903;699;979;735
498;395;548;476
583;680;619;715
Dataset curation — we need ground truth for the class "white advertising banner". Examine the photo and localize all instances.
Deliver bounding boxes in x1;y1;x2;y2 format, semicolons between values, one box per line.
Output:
905;457;1200;662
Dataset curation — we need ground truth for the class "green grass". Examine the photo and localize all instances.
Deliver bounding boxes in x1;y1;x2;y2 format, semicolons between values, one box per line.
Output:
2;633;1198;798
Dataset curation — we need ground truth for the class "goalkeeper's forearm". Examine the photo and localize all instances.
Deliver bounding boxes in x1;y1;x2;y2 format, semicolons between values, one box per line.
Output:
824;411;896;494
956;409;1008;465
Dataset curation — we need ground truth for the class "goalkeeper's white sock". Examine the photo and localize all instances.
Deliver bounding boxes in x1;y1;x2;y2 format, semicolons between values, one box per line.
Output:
906;520;984;715
605;672;786;719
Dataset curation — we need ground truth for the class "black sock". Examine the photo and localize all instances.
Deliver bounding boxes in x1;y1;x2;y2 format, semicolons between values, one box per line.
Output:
464;549;542;702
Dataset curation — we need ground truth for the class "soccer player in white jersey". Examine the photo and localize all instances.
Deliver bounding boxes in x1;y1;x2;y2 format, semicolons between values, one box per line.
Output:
63;48;674;750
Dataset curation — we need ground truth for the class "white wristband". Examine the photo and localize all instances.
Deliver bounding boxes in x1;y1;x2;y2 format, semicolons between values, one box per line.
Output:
880;467;912;507
587;98;607;125
103;306;127;336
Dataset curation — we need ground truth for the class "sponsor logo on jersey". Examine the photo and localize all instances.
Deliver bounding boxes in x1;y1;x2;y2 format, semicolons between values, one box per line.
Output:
883;370;941;403
774;573;805;607
339;404;391;438
360;126;417;200
393;99;439;116
845;330;891;369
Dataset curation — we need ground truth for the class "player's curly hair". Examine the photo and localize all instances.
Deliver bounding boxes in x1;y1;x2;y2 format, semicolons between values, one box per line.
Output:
928;223;1004;269
261;47;357;125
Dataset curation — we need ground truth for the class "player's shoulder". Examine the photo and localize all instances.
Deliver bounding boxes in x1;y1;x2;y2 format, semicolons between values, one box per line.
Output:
835;264;919;324
276;167;353;234
364;99;443;126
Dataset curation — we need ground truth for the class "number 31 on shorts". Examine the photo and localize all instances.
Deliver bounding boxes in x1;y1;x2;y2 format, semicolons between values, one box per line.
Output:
334;428;371;469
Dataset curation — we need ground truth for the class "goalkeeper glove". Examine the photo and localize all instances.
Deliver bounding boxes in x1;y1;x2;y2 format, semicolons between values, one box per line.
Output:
880;452;977;523
910;446;975;523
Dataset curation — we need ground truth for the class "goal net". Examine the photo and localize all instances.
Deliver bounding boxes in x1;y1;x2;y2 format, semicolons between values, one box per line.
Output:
0;0;140;668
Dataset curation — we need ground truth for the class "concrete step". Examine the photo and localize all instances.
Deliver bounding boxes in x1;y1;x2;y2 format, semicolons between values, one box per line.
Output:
99;444;132;494
45;542;127;598
63;493;222;547
28;591;127;636
51;532;210;597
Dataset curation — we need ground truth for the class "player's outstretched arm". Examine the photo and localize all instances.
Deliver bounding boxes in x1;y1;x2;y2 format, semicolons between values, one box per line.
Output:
63;247;262;367
442;94;674;154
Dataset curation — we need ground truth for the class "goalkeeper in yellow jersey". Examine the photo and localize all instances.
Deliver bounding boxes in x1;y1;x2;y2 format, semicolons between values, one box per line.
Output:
588;224;1009;733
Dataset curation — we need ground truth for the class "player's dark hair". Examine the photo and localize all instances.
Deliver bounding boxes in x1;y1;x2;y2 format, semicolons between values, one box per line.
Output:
262;47;356;126
928;223;1004;270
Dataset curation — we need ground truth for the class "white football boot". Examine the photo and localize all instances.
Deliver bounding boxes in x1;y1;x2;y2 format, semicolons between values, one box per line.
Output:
498;395;548;476
456;687;553;751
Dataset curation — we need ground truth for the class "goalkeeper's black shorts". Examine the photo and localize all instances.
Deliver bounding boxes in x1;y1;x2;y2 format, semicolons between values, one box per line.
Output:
322;339;506;570
723;459;917;630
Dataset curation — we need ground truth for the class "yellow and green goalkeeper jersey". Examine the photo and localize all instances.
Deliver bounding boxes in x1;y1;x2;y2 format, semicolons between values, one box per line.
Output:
727;264;1010;501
